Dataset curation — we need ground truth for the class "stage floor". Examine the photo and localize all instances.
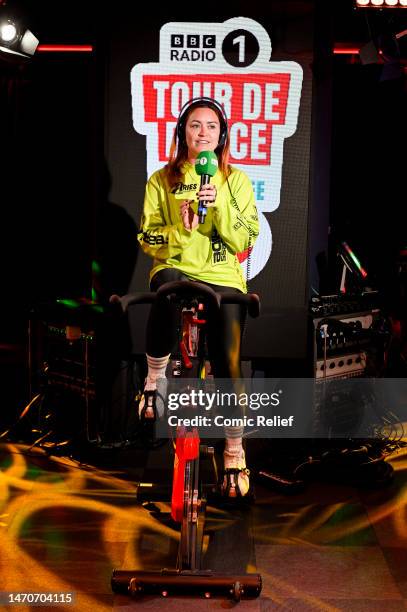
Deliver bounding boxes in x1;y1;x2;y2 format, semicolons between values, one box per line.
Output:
0;437;406;611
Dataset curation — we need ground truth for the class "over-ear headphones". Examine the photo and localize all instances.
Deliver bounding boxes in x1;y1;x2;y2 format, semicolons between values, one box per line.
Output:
175;96;228;148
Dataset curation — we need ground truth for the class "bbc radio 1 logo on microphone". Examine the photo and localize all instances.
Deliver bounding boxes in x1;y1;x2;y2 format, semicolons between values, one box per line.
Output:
170;34;216;62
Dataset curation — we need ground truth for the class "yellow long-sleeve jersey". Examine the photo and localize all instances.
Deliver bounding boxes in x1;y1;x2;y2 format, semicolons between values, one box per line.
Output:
137;162;259;293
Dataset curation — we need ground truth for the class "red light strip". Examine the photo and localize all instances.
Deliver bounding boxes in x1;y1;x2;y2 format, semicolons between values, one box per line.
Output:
333;45;383;55
334;47;361;54
37;45;93;52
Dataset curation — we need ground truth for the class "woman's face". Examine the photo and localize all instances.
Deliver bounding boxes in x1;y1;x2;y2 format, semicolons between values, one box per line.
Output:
184;107;221;160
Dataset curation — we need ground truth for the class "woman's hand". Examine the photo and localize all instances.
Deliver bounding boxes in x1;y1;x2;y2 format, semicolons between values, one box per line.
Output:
180;185;217;231
197;183;217;207
180;199;199;231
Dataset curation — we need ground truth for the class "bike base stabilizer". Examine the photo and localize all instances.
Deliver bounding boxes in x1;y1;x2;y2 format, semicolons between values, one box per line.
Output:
111;568;262;601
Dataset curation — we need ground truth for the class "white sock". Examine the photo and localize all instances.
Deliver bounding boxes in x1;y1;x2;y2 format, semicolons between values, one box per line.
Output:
225;437;243;456
222;444;249;497
145;354;170;389
139;354;170;418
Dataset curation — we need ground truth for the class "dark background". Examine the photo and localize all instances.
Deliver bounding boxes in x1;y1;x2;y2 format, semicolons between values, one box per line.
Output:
1;0;406;355
103;6;314;359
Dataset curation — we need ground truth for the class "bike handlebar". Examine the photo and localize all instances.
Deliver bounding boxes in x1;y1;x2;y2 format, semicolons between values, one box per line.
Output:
110;280;260;318
156;280;221;309
219;292;260;318
109;292;156;311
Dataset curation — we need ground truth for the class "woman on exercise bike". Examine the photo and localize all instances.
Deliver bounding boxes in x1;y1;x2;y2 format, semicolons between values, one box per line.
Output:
137;96;259;497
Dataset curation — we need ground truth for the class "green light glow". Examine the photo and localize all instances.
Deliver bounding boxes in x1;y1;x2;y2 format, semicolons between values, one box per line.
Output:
91;260;101;275
90;304;104;314
56;299;80;309
349;250;362;269
342;242;368;278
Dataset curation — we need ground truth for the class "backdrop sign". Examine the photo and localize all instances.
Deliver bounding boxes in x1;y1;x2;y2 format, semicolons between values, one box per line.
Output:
130;17;303;278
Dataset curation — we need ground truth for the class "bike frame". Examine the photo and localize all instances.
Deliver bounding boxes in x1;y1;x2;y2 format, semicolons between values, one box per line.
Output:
110;281;262;600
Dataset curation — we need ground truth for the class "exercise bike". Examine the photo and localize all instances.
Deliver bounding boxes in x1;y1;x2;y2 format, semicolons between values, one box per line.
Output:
110;280;262;601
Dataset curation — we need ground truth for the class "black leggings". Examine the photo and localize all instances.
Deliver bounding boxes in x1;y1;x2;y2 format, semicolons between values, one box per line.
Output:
146;268;246;378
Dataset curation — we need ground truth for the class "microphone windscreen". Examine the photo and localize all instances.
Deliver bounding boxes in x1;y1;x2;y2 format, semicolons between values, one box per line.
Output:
195;151;218;177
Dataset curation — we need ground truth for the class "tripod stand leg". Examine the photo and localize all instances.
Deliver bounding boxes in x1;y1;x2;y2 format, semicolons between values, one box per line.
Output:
26;429;55;451
0;393;43;441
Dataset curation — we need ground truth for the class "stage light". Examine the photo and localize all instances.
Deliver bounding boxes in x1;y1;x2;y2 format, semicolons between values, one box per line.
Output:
356;0;407;5
0;21;17;42
0;15;38;58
